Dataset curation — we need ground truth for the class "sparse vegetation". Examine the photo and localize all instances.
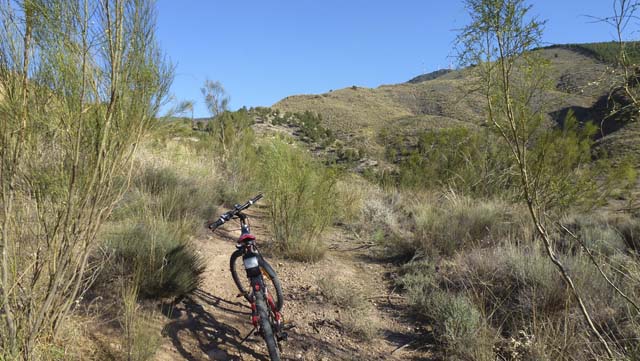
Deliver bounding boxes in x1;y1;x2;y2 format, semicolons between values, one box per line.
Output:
0;0;172;358
259;137;338;261
317;274;379;340
269;109;335;145
121;280;161;361
2;0;640;359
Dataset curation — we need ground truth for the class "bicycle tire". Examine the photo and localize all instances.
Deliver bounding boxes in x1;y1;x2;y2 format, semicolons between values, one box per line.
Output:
230;250;284;311
255;289;281;361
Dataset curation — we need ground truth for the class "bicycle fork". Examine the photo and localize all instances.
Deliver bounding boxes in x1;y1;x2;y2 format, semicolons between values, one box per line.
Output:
249;277;287;341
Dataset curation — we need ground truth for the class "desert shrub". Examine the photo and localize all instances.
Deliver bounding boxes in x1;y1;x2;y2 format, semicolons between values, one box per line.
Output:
107;217;205;299
334;175;402;233
399;192;530;258
402;243;640;359
0;0;172;355
400;265;493;359
317;274;379;340
107;160;213;300
294;110;334;143
219;129;260;203
340;309;379;341
559;213;628;256
333;175;365;225
129;165;217;221
318;275;365;309
346;182;416;259
382;116;634;210
442;246;568;330
612;214;640;254
259;137;338;261
136;166;181;196
209;108;254;146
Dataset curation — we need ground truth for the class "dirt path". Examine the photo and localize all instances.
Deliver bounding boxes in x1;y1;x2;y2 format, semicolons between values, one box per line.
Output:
154;211;432;361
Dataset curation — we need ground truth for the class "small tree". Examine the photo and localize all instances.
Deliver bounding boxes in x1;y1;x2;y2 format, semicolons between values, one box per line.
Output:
457;0;617;357
0;0;172;358
600;0;640;122
200;79;230;152
177;100;195;129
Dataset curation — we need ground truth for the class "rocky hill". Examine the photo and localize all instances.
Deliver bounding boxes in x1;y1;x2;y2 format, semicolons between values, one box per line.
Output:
272;45;637;163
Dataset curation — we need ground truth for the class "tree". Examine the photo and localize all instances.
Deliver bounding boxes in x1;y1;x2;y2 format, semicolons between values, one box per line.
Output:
177;100;196;129
201;79;230;152
456;0;616;357
601;0;640;122
0;0;172;358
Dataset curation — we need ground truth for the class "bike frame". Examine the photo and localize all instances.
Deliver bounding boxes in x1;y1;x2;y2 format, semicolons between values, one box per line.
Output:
235;214;283;335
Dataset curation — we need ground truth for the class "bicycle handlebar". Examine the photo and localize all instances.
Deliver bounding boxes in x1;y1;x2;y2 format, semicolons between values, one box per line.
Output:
208;193;263;230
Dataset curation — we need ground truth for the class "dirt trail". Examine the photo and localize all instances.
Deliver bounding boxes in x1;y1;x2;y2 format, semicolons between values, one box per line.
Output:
154;210;432;361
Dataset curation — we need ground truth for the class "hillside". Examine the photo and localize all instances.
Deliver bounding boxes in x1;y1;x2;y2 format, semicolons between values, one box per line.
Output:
273;46;634;162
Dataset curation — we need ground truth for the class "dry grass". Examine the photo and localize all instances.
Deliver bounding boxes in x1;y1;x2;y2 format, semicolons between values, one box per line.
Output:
400;233;640;360
317;274;380;340
120;280;161;361
399;262;496;360
383;191;532;259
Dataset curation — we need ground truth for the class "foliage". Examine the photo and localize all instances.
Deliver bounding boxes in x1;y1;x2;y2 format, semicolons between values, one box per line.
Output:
551;42;640;66
259;137;338;261
271;109;335;145
105;137;222;299
203;108;260;203
0;0;172;357
453;0;637;357
382;126;516;196
120;280;161;361
212;108;255;153
400;234;640;359
400;264;493;359
201;79;231;153
201;79;230;119
107;217;205;299
407;193;530;258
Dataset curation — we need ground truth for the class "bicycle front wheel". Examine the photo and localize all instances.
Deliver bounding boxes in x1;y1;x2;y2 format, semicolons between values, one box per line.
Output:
255;289;281;361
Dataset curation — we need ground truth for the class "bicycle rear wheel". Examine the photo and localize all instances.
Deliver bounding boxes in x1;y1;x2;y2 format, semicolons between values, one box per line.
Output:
230;250;284;311
255;289;281;361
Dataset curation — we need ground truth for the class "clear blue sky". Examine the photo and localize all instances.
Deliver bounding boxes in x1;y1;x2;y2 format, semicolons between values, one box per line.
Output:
156;0;620;117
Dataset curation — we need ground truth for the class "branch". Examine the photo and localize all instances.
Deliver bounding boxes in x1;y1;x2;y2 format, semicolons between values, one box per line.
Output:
558;222;640;314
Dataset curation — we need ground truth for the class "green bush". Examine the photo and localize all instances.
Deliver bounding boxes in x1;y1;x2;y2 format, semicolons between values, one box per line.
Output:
120;281;161;361
107;217;205;299
132;165;217;221
382;127;515;197
406;243;639;359
400;265;492;359
107;162;213;300
259;137;338;261
612;215;640;254
559;213;628;256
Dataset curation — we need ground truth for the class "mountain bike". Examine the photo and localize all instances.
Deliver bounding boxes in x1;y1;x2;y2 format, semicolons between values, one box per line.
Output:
208;194;287;361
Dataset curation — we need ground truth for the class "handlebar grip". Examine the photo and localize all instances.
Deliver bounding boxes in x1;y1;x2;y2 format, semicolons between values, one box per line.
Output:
208;218;224;230
208;211;232;230
250;193;263;204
